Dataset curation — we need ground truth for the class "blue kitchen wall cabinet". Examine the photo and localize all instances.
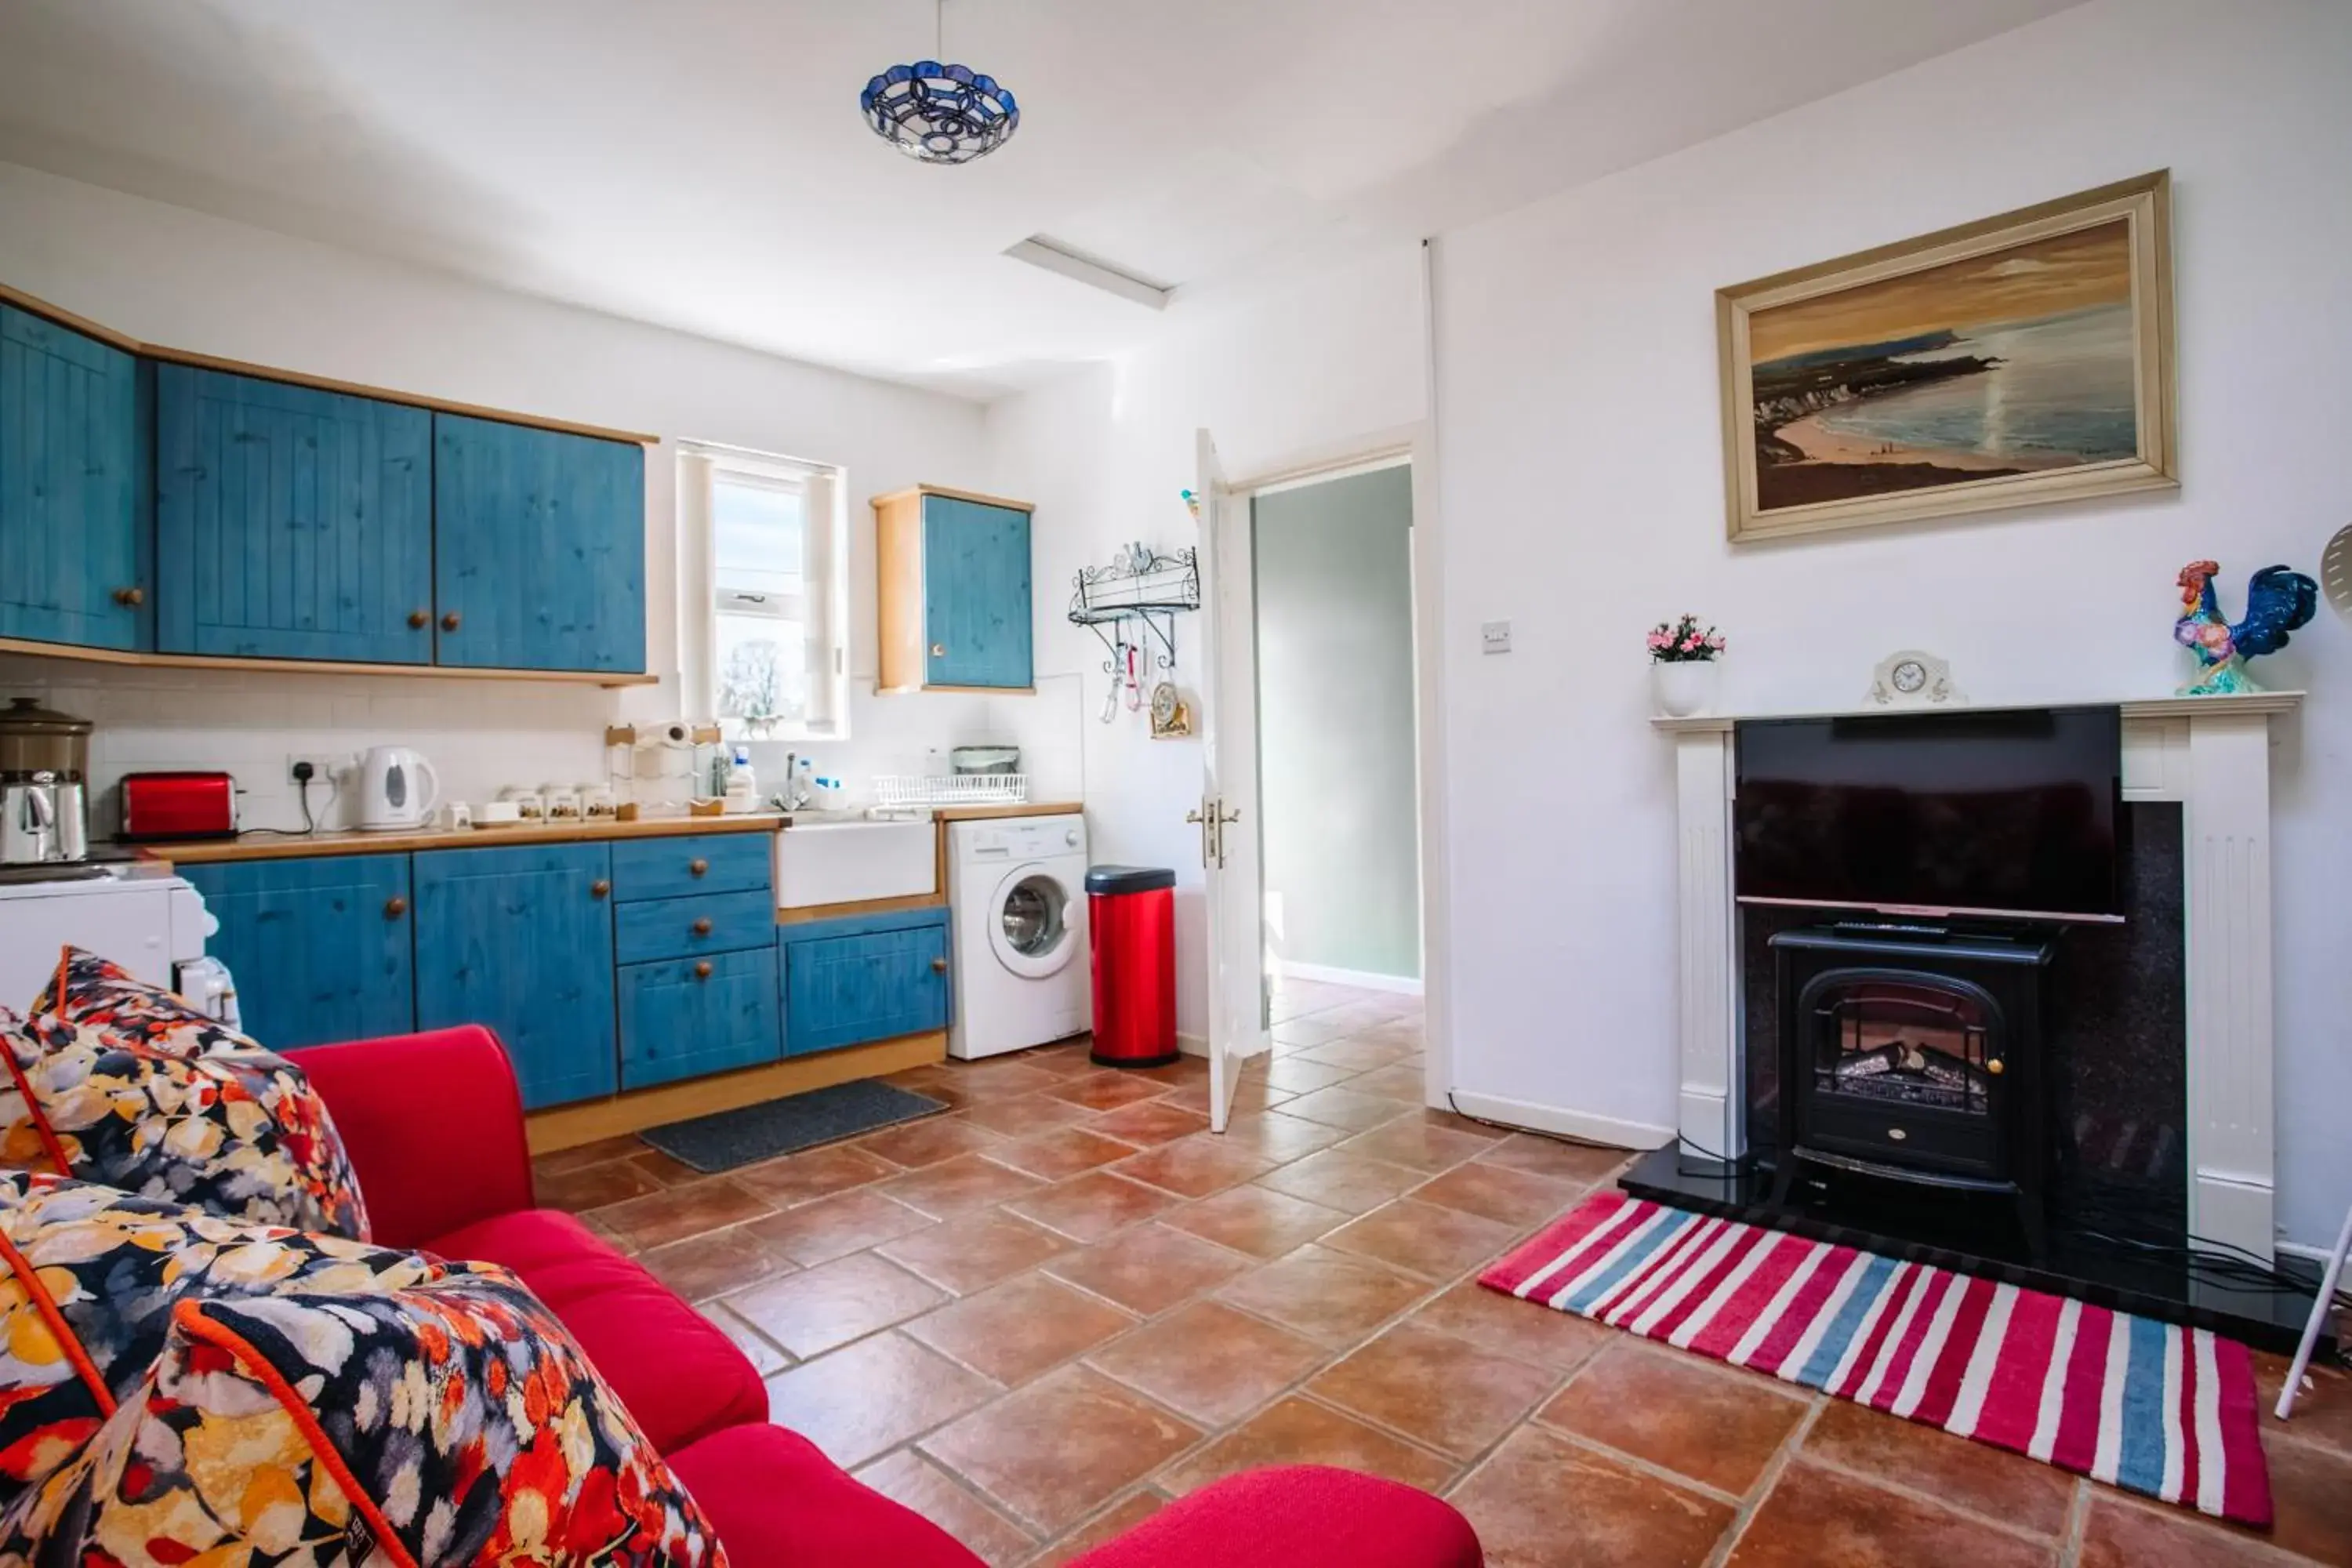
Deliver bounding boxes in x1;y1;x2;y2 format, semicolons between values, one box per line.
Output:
872;486;1033;692
180;855;416;1052
154;366;435;662
0;304;147;650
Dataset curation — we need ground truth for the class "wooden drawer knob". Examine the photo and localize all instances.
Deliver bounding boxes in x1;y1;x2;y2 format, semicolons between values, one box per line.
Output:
931;643;946;658
691;917;713;935
688;858;709;877
441;612;462;631
383;896;408;919
590;879;611;898
693;960;713;979
931;956;949;974
408;609;430;629
112;586;145;608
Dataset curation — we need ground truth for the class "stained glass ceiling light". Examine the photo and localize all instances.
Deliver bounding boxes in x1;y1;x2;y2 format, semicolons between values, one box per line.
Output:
861;0;1018;165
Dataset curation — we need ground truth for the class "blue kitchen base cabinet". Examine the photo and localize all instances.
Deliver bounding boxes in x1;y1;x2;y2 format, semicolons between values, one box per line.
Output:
412;842;618;1110
619;949;781;1091
779;907;951;1057
179;855;415;1052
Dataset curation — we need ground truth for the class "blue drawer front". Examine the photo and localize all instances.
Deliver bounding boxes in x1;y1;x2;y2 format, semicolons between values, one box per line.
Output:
619;948;780;1091
782;917;949;1056
615;887;775;965
609;832;772;902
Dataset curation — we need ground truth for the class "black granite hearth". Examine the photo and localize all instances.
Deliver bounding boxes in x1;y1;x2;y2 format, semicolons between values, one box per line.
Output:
1618;1143;2327;1356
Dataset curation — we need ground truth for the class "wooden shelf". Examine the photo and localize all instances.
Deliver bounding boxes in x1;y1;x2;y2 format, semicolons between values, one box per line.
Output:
1650;690;2305;732
0;637;657;688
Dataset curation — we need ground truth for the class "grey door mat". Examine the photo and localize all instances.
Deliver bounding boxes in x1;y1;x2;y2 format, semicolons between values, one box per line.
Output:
638;1079;949;1174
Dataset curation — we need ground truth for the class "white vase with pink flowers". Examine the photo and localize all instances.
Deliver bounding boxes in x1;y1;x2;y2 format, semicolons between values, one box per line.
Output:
1647;615;1725;717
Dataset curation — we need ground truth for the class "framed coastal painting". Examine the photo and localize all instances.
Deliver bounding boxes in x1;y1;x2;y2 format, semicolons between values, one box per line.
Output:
1718;171;2176;543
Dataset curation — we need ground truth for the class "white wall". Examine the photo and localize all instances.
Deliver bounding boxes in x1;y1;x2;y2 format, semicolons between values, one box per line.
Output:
1430;0;2352;1247
986;252;1428;1041
0;161;1059;831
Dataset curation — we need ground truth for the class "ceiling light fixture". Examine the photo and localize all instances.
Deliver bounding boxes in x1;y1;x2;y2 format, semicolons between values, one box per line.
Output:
860;0;1018;166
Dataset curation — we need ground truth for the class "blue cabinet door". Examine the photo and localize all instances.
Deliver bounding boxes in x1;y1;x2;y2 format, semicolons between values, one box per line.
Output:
180;855;416;1052
412;842;617;1109
924;495;1031;688
780;910;950;1056
154;366;434;662
619;948;780;1091
0;306;145;649
433;414;645;673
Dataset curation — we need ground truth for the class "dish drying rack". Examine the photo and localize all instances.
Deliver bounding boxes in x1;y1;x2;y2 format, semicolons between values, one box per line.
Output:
873;775;1030;811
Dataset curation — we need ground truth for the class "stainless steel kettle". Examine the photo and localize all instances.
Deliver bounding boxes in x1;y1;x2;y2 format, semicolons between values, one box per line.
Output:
0;699;92;865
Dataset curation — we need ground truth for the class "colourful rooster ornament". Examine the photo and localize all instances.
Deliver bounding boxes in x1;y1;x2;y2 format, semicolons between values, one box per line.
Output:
2173;559;2317;695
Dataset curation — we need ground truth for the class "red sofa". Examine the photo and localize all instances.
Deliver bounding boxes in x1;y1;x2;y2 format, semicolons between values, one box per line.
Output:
300;1026;1483;1568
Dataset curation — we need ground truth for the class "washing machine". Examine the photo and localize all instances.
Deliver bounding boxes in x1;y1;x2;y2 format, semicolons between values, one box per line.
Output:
947;812;1091;1060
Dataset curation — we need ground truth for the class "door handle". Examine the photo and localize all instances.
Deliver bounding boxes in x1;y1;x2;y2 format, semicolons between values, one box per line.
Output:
931;643;946;659
1185;804;1210;867
1187;799;1242;868
931;956;949;973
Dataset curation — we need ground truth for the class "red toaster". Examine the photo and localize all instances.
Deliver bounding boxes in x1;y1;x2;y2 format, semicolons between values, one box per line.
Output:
119;771;238;841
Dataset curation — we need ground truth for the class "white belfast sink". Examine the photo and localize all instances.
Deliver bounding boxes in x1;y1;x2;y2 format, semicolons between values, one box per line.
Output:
774;818;936;909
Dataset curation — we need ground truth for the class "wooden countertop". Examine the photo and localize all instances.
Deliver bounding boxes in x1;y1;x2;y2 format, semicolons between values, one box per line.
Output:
932;801;1084;822
140;813;786;866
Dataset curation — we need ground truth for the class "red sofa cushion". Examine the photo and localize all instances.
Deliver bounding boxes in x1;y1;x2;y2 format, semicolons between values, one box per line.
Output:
666;1423;984;1568
1066;1467;1484;1568
428;1208;768;1455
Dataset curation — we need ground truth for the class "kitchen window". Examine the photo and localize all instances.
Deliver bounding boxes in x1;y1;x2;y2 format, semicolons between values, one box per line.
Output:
679;443;849;739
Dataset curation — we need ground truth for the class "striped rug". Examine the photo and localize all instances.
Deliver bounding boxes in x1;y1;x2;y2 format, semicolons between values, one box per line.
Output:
1480;1191;2271;1525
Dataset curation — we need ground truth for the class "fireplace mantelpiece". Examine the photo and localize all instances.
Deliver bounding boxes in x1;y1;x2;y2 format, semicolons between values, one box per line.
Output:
1657;691;2301;1262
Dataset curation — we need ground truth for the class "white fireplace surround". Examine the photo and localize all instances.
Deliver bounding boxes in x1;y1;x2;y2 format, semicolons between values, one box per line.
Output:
1660;691;2300;1263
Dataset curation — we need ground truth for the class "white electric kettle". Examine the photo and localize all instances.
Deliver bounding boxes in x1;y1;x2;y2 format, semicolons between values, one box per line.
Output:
357;746;441;831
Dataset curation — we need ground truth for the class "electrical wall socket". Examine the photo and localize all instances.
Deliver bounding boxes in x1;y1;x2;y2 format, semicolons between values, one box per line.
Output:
287;753;356;786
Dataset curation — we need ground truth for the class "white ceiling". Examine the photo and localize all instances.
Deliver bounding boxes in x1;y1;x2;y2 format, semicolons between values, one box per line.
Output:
0;0;2082;399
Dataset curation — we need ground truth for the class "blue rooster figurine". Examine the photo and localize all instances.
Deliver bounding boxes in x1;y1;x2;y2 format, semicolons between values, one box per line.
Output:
2173;559;2317;695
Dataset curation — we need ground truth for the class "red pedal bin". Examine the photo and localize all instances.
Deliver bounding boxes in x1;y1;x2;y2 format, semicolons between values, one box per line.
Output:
1087;866;1178;1068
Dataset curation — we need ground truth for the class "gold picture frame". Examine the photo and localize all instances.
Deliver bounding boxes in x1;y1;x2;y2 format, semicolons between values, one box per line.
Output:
1718;171;2176;543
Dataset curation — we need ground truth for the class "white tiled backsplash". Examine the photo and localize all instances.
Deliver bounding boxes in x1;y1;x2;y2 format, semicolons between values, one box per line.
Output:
0;656;1086;837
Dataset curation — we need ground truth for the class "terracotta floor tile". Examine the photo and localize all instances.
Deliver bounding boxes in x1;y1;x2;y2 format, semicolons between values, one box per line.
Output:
1260;1057;1362;1094
1409;1161;1582;1228
1411;1107;1501;1140
724;1250;948;1357
743;1186;938;1265
637;1225;788;1302
1333;1119;1498;1174
1108;1134;1278;1199
1407;1280;1611;1373
1084;1099;1213;1147
1345;1064;1432;1102
2077;1494;2287;1568
1160;1393;1459;1497
1152;1076;1299;1116
1126;1054;1212;1087
983;1127;1145;1181
1289;1039;1417;1073
879;1152;1049;1219
535;1158;668;1212
2265;1430;2352;1564
701;1301;789;1376
1278;1086;1417;1133
575;1210;635;1254
1005;1171;1183;1243
1163;1185;1352;1259
593;1177;773;1251
1798;1399;2073;1538
1216;1110;1354;1161
858;1116;1007;1169
957;1091;1103;1138
1321;1199;1521;1280
626;1148;702;1186
1008;1044;1105;1080
903;1272;1138;1385
1086;1300;1329;1425
1256;1149;1432;1215
531;1134;644;1176
945;1059;1068;1101
1475;1132;1632;1183
1308;1321;1556;1457
731;1141;901;1208
921;1365;1204;1534
1044;1224;1257;1316
1537;1342;1806;1495
1446;1424;1732;1568
1046;1071;1177;1112
876;1209;1075;1294
853;1450;1038;1567
1028;1492;1167;1568
1216;1245;1432;1343
2256;1351;2352;1457
764;1330;997;1469
1269;1013;1356;1047
1726;1461;2049;1568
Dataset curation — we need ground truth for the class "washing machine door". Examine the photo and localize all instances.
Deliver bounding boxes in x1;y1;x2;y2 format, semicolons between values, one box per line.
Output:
988;862;1082;979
